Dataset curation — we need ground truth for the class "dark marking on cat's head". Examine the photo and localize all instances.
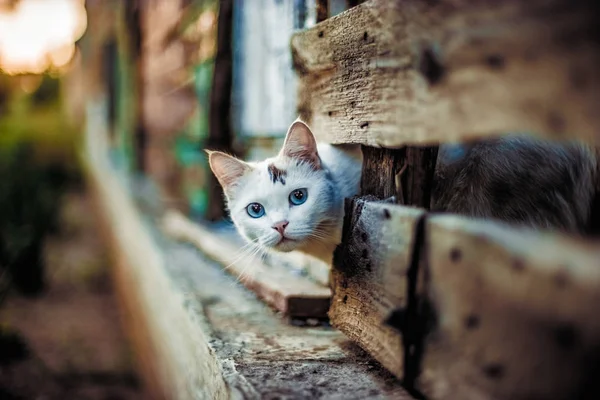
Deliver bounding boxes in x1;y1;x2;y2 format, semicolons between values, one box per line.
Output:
318;30;324;38
418;47;445;85
485;54;505;70
450;248;462;263
464;314;480;330
267;163;287;185
512;258;525;272
383;208;391;219
483;363;505;379
554;323;579;350
360;121;369;129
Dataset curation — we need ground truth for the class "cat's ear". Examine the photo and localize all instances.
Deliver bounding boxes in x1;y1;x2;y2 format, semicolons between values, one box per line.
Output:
280;119;321;168
207;150;251;192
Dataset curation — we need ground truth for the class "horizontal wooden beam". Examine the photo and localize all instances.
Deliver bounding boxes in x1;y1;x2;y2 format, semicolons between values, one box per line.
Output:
292;0;600;147
162;210;332;318
330;195;600;398
420;215;600;400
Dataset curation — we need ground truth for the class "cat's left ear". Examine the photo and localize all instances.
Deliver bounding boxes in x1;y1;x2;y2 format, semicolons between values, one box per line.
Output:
207;150;251;195
280;119;321;169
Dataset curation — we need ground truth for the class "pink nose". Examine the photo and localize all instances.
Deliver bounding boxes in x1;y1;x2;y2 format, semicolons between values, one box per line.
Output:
272;220;289;235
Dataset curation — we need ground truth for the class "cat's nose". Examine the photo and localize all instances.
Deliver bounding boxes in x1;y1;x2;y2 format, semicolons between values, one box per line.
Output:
272;220;289;235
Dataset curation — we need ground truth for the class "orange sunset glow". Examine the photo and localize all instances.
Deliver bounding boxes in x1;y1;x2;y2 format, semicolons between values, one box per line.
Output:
0;0;87;75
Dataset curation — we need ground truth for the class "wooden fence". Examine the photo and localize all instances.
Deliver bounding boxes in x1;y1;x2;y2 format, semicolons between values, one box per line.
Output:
292;1;600;399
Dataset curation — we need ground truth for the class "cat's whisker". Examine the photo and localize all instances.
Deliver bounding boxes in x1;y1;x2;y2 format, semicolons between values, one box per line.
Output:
294;228;332;242
234;244;265;286
222;244;257;271
224;235;271;288
221;238;263;274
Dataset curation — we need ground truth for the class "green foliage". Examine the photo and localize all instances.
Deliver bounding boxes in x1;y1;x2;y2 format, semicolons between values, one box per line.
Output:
0;143;75;298
0;74;81;300
0;74;80;166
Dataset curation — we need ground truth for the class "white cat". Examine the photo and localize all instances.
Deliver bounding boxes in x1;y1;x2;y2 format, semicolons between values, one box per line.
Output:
207;119;363;264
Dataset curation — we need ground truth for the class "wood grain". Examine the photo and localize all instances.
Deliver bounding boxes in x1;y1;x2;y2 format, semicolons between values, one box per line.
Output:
360;146;405;200
292;0;600;147
329;194;600;399
330;196;425;378
420;215;600;400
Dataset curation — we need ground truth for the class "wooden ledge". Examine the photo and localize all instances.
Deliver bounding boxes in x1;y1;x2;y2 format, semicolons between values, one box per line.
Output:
292;0;600;147
161;210;332;319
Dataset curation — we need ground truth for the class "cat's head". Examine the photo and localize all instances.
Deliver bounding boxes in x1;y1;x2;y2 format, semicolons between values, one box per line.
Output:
208;119;336;253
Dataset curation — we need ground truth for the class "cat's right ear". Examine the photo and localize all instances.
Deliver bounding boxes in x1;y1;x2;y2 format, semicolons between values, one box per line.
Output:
206;150;251;192
280;119;321;168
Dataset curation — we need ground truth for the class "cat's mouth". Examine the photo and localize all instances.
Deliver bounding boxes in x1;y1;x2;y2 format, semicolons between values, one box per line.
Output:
277;236;296;245
273;236;298;251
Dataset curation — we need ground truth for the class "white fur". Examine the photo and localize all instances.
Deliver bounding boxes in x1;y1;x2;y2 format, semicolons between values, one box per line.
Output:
211;124;362;264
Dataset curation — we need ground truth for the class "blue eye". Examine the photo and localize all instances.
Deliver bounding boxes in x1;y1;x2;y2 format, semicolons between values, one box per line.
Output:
246;203;265;218
289;188;308;206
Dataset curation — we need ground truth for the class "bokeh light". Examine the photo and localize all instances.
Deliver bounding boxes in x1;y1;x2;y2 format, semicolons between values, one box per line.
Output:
0;0;87;75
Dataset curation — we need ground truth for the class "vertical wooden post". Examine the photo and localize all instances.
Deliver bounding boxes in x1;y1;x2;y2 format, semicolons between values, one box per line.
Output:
125;0;146;172
316;0;329;23
359;145;439;208
399;146;439;208
360;146;405;200
353;144;438;398
206;0;235;221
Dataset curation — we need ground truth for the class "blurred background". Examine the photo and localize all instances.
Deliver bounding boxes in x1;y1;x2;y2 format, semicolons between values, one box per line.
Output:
0;0;353;398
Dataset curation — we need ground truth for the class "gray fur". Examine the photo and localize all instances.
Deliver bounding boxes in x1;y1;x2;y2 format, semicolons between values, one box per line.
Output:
432;135;599;235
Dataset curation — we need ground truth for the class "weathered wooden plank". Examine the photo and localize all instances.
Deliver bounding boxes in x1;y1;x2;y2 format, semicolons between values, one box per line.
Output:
162;210;332;318
292;0;600;147
360;144;439;207
331;193;600;398
83;104;229;399
360;146;405;200
419;215;600;400
331;197;425;379
398;146;438;208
